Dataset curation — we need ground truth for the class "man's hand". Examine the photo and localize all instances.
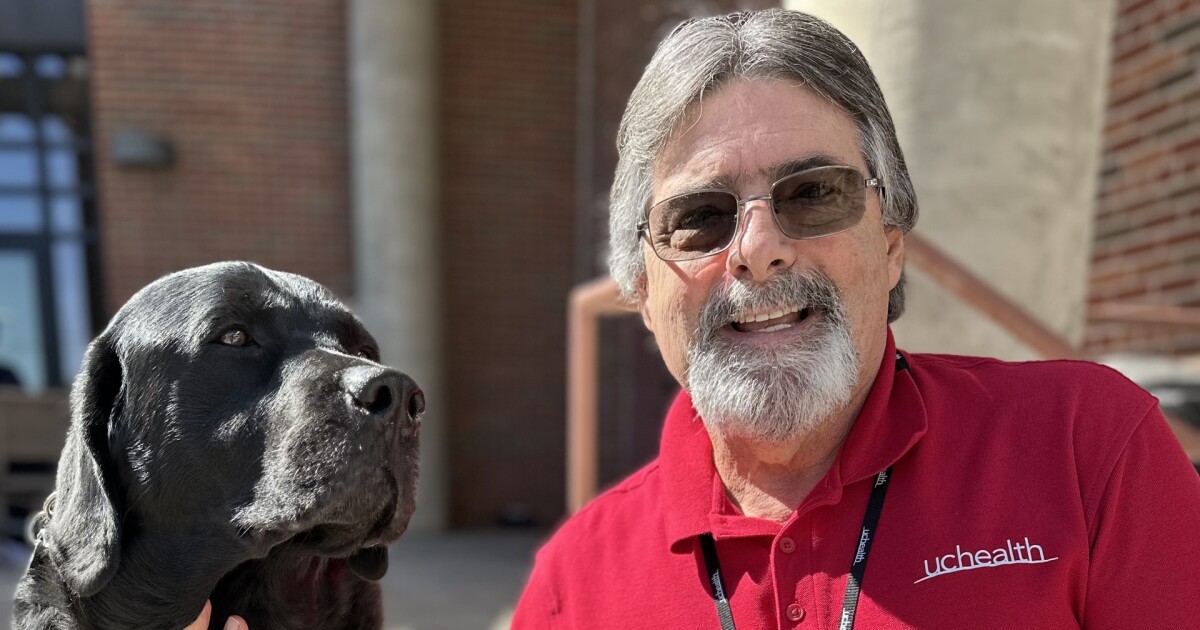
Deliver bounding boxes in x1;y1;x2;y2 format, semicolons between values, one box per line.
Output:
183;600;247;630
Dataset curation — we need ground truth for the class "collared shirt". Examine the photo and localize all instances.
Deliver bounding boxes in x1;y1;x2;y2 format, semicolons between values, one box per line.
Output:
512;330;1200;629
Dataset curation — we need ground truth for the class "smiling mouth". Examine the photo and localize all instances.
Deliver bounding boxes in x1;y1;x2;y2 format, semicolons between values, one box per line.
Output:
729;307;812;333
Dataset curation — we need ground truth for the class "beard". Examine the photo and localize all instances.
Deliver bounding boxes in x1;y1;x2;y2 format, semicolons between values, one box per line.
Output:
685;269;860;444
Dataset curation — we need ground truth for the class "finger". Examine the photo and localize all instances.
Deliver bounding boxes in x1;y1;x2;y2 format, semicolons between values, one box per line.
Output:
224;615;248;630
183;600;212;630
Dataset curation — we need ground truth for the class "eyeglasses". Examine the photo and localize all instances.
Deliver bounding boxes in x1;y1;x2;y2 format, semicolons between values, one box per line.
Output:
636;165;881;262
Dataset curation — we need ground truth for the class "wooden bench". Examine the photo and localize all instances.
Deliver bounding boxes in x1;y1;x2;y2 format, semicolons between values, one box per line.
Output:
0;387;70;540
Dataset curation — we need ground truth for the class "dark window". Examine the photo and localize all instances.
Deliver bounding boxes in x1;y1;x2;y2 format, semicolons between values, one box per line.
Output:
0;50;100;391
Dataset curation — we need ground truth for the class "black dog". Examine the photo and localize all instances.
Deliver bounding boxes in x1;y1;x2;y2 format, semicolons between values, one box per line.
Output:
12;262;422;630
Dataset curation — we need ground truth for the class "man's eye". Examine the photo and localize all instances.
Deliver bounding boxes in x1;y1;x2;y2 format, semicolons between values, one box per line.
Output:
788;182;835;201
676;207;722;230
220;329;252;347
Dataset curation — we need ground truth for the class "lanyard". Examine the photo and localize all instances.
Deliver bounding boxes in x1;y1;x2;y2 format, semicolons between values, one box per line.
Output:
699;352;907;630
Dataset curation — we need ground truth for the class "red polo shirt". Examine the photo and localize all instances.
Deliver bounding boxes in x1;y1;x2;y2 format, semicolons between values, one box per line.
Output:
512;331;1200;629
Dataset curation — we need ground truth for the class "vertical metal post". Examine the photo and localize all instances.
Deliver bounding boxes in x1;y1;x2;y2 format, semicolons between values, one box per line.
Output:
566;277;633;512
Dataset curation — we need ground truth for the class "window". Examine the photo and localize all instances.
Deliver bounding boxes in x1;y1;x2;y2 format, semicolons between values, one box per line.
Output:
0;50;99;391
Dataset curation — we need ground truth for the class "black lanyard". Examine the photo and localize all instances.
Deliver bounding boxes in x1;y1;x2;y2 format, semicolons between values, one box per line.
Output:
699;352;907;630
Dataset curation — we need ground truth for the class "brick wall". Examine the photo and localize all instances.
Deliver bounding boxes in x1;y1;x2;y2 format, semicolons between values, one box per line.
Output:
440;0;578;527
1087;0;1200;354
87;0;352;311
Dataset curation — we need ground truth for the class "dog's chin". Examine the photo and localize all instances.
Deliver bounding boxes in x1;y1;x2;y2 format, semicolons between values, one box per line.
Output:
278;467;415;557
233;451;420;563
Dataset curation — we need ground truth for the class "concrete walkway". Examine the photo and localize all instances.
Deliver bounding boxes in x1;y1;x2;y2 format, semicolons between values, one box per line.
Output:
1;531;543;629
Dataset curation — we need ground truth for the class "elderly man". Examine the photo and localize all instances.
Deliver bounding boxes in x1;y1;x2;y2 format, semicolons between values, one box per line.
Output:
512;9;1200;629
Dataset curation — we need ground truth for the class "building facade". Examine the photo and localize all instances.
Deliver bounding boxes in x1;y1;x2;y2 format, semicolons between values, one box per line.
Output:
1;0;1196;535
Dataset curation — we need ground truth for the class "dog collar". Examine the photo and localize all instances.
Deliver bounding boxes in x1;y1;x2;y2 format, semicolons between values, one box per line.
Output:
27;491;56;547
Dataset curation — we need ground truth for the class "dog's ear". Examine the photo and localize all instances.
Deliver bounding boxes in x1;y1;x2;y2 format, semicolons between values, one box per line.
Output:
347;545;388;581
46;333;125;596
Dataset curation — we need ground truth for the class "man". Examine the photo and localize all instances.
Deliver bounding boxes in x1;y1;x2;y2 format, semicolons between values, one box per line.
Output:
511;9;1200;629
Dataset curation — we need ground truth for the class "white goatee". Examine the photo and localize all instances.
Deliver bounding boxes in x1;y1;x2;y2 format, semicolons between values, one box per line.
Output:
685;269;859;444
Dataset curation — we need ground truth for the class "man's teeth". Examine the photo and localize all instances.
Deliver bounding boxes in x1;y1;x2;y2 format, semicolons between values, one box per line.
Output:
734;309;796;324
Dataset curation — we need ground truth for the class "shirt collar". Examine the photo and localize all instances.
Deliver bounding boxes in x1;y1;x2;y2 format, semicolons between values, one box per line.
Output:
659;328;928;549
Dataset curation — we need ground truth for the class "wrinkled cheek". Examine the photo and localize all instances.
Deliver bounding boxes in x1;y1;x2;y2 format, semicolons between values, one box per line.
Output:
644;253;721;382
653;292;701;384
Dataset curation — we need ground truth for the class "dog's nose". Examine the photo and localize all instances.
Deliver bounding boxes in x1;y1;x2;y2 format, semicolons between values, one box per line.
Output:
342;366;423;433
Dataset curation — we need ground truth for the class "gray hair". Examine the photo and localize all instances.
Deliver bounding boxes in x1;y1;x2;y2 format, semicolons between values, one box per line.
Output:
608;9;918;322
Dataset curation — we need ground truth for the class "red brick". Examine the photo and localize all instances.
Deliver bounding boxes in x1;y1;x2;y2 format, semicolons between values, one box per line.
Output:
88;0;352;307
1091;0;1200;358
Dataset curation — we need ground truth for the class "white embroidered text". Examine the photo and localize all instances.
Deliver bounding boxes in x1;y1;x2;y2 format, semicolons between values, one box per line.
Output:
916;537;1058;584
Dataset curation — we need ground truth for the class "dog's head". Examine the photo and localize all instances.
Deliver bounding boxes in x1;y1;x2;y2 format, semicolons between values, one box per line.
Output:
42;261;421;596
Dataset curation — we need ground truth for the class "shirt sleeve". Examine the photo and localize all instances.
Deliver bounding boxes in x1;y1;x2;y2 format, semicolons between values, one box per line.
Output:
510;550;559;630
1083;403;1200;627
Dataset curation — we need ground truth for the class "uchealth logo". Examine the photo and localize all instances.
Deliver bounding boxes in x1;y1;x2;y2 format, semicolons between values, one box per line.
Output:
916;537;1058;584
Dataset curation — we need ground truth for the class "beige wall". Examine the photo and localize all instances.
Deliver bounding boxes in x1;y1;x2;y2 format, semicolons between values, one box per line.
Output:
349;0;445;531
787;1;1116;359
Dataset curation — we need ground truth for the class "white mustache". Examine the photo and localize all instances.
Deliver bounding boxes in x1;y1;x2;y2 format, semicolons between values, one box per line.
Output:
696;269;846;341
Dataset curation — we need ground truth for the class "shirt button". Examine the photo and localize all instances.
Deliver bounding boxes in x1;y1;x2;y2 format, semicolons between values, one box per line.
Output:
779;537;796;553
786;603;805;622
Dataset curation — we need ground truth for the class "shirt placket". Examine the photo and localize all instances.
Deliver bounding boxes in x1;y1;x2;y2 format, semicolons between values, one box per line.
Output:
781;472;847;630
774;513;816;628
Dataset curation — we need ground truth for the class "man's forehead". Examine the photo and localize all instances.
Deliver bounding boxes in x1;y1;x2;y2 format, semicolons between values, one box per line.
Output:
662;153;851;193
651;78;864;193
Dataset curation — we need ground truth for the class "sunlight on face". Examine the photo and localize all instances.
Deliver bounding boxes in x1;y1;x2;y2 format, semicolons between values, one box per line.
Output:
637;78;903;437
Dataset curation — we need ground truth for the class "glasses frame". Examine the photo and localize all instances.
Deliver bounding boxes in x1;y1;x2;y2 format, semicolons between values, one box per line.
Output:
636;165;882;263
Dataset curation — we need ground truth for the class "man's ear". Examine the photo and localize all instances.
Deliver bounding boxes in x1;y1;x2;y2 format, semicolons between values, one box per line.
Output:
885;227;905;290
634;273;655;333
46;333;125;597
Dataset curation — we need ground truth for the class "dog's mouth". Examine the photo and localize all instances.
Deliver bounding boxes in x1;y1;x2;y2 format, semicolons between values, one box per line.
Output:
281;466;407;553
236;460;415;562
363;466;402;541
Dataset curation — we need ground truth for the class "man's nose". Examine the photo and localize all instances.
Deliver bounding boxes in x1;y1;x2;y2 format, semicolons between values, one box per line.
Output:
725;199;797;281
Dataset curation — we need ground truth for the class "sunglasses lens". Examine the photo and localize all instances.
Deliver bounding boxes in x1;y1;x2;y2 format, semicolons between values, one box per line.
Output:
771;166;867;239
641;166;871;262
646;191;739;261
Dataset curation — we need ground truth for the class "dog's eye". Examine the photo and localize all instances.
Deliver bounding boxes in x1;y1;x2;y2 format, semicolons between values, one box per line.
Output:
220;329;252;347
356;347;378;361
